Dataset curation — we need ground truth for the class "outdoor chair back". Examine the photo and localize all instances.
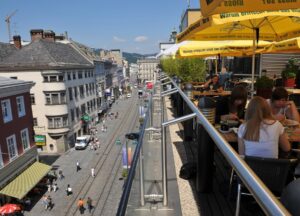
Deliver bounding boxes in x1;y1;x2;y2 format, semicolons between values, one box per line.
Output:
235;156;298;216
280;178;300;216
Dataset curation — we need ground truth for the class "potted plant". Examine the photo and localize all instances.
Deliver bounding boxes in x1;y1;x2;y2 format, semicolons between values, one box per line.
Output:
255;76;274;99
281;58;298;88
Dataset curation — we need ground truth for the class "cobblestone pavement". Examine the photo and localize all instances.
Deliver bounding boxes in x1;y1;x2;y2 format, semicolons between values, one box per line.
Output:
26;90;140;216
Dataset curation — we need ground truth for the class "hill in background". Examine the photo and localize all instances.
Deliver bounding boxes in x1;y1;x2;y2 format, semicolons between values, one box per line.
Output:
123;52;157;64
92;48;156;64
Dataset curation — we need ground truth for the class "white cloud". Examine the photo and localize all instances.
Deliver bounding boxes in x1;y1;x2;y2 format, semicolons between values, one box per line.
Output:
134;36;148;42
113;36;126;42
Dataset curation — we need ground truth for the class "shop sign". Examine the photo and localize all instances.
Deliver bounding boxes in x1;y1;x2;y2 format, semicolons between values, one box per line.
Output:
34;135;46;146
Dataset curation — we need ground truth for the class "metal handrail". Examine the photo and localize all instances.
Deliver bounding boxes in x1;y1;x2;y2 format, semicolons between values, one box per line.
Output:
166;75;290;216
116;92;152;216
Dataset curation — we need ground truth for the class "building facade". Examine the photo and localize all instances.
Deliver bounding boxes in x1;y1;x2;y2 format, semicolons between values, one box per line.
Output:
0;77;51;203
0;30;96;154
137;59;159;84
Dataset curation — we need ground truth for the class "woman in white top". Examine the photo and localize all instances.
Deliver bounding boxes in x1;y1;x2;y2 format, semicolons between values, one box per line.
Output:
267;87;299;122
238;96;291;158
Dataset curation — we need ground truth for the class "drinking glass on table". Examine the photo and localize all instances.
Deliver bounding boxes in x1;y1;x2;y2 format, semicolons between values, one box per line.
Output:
209;84;213;91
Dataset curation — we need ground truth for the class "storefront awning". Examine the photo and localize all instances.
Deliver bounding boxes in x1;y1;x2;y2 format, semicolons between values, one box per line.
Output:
0;162;51;200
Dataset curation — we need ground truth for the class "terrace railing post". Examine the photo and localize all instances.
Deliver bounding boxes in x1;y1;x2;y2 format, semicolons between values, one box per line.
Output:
177;93;184;117
183;102;193;141
196;123;214;192
162;125;168;206
139;145;145;206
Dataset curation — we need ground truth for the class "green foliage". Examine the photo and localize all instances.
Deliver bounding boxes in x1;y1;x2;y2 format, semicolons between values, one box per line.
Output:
160;57;206;82
282;58;299;79
256;76;274;88
122;169;128;178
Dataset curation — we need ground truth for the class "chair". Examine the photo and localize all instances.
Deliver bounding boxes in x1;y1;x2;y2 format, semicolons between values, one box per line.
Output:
235;156;297;216
280;178;300;215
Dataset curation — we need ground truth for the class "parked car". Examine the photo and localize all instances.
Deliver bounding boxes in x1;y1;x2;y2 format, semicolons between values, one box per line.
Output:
127;93;131;98
75;135;91;150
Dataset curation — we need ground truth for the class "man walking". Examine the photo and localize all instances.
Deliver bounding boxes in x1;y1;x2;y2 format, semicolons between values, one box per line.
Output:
91;168;95;177
66;184;72;196
76;161;80;172
77;198;85;214
87;197;93;213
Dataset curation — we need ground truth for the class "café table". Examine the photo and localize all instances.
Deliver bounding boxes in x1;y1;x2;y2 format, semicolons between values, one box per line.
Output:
287;89;300;95
193;90;231;97
216;124;300;143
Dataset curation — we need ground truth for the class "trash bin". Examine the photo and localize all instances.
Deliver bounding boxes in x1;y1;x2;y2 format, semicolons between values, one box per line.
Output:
184;83;193;100
198;97;216;125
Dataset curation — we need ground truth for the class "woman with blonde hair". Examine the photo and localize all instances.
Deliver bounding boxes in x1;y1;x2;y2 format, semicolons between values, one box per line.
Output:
237;96;290;158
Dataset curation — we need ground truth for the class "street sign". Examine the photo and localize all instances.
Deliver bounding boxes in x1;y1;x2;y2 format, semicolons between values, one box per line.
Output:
115;139;121;145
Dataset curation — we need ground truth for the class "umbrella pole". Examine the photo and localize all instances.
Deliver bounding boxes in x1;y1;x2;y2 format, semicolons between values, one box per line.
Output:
215;57;218;74
251;30;256;98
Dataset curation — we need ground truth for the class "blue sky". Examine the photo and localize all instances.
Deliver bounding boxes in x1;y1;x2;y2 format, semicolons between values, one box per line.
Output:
0;0;200;54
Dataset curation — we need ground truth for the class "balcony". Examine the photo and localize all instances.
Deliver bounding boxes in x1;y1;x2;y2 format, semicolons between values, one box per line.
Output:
45;104;68;116
43;82;66;92
47;127;70;136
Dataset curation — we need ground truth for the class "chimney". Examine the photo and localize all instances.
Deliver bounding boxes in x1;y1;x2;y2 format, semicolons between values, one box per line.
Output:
54;35;65;41
13;35;22;49
30;29;44;41
44;30;55;42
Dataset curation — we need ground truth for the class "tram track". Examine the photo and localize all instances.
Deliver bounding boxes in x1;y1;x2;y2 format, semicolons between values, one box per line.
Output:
64;94;140;216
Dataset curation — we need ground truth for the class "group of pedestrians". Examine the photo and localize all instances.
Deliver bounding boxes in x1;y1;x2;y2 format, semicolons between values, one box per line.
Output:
42;195;53;211
77;197;93;214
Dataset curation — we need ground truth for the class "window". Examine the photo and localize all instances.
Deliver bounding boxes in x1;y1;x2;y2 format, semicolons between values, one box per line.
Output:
21;128;30;150
1;99;13;123
81;104;86;114
79;86;84;98
70;109;75;121
85;71;88;78
33;118;38;126
86;84;89;96
45;92;67;105
7;135;17;160
10;76;17;79
68;88;73;101
73;72;76;79
43;75;64;82
67;72;71;80
0;147;3;168
30;94;35;105
74;87;78;99
48;116;69;128
76;107;80;118
58;75;64;82
78;71;83;79
49;76;57;82
16;96;26;117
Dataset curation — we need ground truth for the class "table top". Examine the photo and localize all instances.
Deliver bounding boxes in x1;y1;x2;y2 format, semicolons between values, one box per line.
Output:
287;89;300;95
216;125;300;143
193;90;231;97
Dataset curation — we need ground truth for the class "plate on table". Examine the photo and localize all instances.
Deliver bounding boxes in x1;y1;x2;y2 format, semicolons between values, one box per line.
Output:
282;119;299;127
218;128;232;134
231;127;238;134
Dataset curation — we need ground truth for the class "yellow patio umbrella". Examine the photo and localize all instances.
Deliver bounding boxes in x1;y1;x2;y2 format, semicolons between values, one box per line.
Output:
262;36;300;53
177;9;300;95
177;40;270;58
200;0;300;17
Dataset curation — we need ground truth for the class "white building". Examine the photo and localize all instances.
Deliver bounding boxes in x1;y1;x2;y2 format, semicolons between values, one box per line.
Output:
137;59;159;84
0;30;97;154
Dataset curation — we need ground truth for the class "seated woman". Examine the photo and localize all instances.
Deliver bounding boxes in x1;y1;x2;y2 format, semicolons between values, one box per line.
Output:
203;75;223;92
237;96;291;158
267;87;299;122
220;85;248;121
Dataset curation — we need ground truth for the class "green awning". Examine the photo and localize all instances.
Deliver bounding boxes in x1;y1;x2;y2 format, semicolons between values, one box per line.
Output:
0;162;51;200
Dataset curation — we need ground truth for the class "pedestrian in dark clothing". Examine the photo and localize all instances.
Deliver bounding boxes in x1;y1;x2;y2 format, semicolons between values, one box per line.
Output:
66;184;72;196
76;161;80;172
58;169;64;180
87;197;93;213
77;198;85;214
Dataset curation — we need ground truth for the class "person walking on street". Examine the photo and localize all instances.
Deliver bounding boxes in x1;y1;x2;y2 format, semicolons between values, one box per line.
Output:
77;198;85;214
66;184;72;196
58;169;64;180
91;168;95;177
87;197;93;213
47;195;53;210
47;183;52;193
42;195;49;210
76;160;80;172
52;183;58;192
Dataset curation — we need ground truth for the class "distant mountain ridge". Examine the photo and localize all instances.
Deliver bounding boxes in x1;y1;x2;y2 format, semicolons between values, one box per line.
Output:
91;48;156;64
123;52;157;64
